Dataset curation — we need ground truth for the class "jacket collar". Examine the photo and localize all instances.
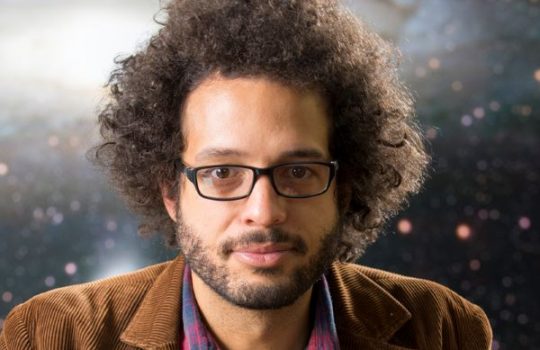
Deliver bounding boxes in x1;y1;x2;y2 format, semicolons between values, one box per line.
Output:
120;255;185;350
120;256;412;349
328;262;412;349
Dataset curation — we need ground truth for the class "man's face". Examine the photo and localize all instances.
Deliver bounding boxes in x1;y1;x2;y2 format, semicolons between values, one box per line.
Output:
165;75;341;309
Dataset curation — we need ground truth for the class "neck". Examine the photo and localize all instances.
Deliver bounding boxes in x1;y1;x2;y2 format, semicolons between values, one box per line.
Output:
191;272;313;350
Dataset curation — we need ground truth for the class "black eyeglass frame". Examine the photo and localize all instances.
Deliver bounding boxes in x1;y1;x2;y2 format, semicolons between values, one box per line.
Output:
175;160;339;201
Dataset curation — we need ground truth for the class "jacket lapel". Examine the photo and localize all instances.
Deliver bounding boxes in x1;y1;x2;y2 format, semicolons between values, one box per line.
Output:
119;257;413;349
328;262;414;350
120;256;186;349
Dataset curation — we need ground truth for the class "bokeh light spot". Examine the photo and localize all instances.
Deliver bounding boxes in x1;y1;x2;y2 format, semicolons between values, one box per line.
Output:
518;216;531;230
46;206;57;218
69;136;80;147
33;207;45;220
489;100;501;111
517;314;529;325
52;212;64;225
0;162;9;176
428;57;441;70
534;69;540;82
48;135;59;147
451;81;463;91
426;127;438;140
520;105;532;117
478;209;489;220
2;292;13;303
106;220;118;231
397;218;413;235
65;262;78;276
456;224;472;240
70;200;81;211
461;115;473;127
502;276;513;288
469;259;481;271
476;160;488;171
473;107;485;119
44;276;56;288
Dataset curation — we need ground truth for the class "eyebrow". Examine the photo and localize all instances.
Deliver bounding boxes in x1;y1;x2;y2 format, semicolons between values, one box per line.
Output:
280;148;326;160
195;148;247;162
194;147;326;162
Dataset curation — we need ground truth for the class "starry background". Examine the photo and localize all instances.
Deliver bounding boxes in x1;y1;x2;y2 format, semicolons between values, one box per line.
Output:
0;0;538;349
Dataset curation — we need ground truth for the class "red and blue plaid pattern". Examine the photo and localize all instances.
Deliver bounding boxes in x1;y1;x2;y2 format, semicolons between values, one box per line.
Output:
181;266;219;349
305;274;340;350
180;265;340;349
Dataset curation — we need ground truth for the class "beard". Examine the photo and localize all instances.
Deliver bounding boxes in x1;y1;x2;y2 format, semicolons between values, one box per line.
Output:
175;218;342;310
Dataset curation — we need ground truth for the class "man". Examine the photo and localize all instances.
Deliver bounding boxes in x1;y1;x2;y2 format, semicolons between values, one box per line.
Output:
0;0;492;349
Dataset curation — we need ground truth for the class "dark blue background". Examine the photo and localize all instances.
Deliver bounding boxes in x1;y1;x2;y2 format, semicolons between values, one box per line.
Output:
1;1;538;348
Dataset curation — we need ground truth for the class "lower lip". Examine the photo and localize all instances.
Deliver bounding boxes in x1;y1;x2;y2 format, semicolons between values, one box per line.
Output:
231;251;292;268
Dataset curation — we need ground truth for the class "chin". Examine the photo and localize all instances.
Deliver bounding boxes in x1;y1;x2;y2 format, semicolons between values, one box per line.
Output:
217;277;314;310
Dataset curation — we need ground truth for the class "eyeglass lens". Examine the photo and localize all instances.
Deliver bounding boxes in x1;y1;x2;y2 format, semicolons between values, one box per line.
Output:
195;163;331;199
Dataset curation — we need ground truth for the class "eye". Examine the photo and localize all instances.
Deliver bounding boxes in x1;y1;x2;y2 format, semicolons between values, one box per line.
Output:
289;166;309;179
211;167;232;179
198;166;248;183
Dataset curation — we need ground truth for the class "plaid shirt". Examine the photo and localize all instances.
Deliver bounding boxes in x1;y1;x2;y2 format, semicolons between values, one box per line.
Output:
180;265;340;349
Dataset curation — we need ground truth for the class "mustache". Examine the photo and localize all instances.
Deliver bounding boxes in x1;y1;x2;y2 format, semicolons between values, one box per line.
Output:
219;229;308;256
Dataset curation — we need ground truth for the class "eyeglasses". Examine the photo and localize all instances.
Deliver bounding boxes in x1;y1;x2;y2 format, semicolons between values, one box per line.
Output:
176;161;338;201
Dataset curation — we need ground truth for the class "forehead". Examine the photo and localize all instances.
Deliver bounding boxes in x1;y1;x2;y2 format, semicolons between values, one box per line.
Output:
181;75;331;165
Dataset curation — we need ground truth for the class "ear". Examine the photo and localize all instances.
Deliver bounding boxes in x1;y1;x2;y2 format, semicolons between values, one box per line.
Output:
160;182;178;223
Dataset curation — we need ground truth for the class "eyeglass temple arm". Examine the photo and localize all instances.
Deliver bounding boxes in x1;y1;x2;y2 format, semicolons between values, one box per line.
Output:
174;160;197;184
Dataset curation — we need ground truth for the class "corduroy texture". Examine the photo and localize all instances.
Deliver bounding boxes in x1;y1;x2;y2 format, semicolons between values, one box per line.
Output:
0;256;492;349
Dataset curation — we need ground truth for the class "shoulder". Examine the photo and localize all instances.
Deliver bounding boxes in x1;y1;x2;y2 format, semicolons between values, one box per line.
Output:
0;261;171;349
349;264;488;321
15;261;170;319
329;262;493;349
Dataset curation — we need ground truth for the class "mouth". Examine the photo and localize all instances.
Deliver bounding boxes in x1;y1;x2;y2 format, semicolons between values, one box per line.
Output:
231;244;298;267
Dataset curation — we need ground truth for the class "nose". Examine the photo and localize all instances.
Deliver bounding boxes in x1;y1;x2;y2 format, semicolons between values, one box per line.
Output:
239;175;287;227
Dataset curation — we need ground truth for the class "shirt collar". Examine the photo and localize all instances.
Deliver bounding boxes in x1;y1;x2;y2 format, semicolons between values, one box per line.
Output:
305;272;341;350
180;265;219;349
180;265;340;350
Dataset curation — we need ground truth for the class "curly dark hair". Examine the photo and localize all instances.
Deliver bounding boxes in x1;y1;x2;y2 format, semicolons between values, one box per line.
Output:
91;0;429;262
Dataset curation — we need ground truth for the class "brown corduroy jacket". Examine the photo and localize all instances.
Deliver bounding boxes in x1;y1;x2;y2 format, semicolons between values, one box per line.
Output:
0;256;492;349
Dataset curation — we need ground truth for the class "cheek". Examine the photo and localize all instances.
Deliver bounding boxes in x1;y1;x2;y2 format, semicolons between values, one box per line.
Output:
293;196;339;240
179;190;235;243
